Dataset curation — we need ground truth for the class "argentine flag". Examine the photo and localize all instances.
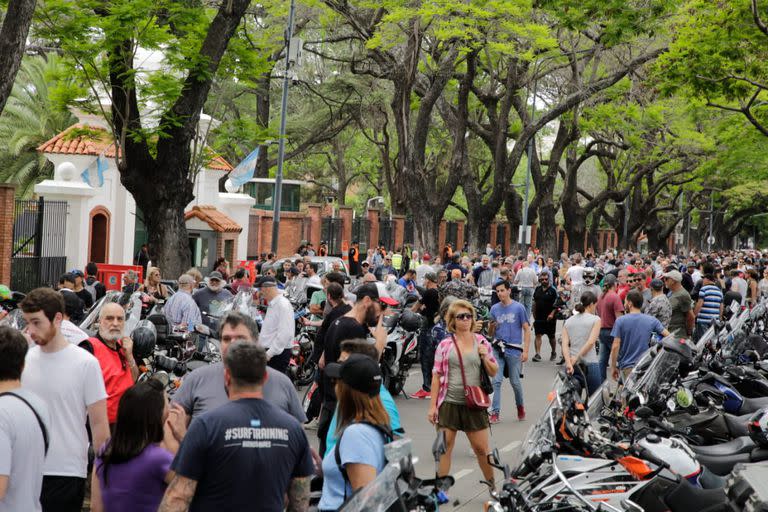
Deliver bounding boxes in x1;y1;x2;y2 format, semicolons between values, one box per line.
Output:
81;155;108;187
228;146;260;187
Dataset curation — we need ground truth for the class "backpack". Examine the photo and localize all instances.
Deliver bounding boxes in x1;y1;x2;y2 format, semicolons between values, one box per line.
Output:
85;277;100;302
334;421;394;501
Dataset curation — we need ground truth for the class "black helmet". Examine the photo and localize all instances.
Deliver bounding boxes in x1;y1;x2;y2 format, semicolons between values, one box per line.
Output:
399;310;423;332
748;408;768;448
131;320;157;359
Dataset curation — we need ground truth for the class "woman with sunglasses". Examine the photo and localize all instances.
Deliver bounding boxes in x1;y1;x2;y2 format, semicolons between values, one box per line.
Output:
92;378;182;512
143;267;169;303
428;300;498;487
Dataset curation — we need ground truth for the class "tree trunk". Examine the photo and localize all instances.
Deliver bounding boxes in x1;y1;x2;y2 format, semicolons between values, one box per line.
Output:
412;207;441;256
563;213;588;255
0;0;37;116
465;209;492;254
535;183;558;257
141;196;194;278
504;191;523;256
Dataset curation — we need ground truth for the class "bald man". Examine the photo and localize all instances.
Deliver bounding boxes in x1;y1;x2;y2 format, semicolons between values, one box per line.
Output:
80;302;138;426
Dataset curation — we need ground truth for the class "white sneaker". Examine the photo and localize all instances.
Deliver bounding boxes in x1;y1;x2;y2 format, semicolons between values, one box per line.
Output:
304;417;319;430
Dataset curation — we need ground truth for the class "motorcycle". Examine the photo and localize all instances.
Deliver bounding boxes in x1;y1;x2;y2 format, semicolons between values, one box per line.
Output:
288;320;317;387
379;309;423;396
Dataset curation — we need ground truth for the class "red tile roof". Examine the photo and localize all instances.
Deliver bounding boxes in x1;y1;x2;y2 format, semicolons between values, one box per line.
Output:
184;205;242;233
37;124;118;157
38;124;234;171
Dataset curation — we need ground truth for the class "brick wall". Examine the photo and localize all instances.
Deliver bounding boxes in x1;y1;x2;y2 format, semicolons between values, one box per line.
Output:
249;209;306;258
0;185;14;286
367;209;380;250
393;215;405;250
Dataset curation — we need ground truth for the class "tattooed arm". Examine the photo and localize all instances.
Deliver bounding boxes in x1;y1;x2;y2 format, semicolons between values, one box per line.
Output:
286;476;311;512
158;474;198;512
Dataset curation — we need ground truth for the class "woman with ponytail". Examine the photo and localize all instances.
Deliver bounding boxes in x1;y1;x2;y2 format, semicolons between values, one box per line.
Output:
562;291;601;395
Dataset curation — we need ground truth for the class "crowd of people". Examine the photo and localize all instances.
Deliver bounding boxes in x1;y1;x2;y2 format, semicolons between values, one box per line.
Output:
2;242;768;511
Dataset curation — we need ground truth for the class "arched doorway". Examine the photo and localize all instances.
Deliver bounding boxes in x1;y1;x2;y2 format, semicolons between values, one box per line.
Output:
89;207;111;263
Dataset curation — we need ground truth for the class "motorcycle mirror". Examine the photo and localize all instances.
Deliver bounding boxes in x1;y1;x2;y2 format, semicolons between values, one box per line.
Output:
432;430;447;463
635;405;654;419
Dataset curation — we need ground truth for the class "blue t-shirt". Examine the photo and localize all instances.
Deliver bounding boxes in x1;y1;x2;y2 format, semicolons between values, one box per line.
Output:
610;313;665;369
490;301;529;347
171;398;314;511
325;384;402;453
318;423;387;511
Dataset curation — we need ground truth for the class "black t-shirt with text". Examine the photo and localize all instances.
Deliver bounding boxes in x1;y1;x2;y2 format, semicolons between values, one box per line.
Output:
322;316;368;403
171;398;314;511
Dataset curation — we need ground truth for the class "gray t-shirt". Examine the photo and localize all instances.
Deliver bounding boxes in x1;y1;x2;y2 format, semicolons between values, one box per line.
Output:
172;362;306;423
564;312;600;363
0;389;49;512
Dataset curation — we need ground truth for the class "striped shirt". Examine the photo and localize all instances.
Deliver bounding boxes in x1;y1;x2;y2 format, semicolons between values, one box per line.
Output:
696;284;723;324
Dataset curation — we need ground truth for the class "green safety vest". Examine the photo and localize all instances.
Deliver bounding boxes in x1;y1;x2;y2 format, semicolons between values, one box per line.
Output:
391;253;403;270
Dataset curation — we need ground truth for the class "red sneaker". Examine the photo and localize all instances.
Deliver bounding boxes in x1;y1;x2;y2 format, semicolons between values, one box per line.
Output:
517;405;526;421
489;412;500;424
409;389;431;399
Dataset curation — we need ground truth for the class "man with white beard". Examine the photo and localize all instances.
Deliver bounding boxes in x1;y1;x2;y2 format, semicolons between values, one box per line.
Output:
193;271;233;331
80;302;139;428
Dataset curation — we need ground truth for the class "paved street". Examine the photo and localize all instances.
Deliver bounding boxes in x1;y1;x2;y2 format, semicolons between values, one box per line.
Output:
306;347;563;509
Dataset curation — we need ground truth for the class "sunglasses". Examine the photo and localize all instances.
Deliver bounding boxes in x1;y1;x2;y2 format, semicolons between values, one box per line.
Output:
455;313;474;321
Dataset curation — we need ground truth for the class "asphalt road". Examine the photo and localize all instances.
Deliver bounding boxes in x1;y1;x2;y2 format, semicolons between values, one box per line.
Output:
305;345;563;510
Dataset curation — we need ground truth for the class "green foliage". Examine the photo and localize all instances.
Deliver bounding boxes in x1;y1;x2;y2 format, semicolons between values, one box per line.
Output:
0;55;77;197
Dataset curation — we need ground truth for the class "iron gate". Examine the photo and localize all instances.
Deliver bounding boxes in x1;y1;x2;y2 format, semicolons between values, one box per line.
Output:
445;221;458;248
496;224;507;254
379;218;393;250
403;218;414;248
351;217;370;254
321;217;343;256
11;197;68;292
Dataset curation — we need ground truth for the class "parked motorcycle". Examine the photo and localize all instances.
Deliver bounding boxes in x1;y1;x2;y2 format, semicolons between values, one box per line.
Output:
379;309;423;396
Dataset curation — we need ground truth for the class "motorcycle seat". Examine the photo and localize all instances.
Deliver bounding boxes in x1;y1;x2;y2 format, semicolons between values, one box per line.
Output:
741;395;768;414
697;452;751;476
693;436;754;457
725;413;750;438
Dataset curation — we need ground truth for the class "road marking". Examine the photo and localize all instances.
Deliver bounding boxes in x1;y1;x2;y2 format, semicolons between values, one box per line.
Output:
453;468;475;480
501;440;521;453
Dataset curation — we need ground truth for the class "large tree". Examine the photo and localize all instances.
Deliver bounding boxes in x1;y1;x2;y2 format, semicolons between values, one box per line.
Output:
37;0;272;275
0;0;38;116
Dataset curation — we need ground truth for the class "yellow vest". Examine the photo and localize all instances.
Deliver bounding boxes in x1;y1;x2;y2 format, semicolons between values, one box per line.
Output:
391;253;403;270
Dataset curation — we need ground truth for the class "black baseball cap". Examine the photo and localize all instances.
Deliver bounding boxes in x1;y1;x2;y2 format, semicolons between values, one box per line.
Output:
355;283;399;307
324;354;382;396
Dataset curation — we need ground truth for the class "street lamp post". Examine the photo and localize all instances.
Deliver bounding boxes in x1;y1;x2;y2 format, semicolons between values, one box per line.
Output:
270;0;297;254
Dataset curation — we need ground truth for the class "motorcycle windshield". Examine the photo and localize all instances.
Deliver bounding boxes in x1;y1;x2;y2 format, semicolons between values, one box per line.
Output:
515;375;560;475
338;462;401;512
385;282;408;306
623;345;682;402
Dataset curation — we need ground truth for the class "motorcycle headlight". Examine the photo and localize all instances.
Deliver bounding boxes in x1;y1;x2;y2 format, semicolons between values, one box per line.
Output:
291;345;300;356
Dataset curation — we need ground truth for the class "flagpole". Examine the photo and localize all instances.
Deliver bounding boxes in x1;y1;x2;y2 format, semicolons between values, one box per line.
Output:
271;0;296;255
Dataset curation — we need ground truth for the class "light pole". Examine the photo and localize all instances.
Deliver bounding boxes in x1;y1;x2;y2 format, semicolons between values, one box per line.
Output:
271;0;297;254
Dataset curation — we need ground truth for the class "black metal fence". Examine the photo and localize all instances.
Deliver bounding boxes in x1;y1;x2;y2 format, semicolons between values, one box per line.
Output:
403;218;414;247
496;224;507;251
379;218;393;249
321;217;344;256
351;217;370;253
445;221;458;248
11;197;68;292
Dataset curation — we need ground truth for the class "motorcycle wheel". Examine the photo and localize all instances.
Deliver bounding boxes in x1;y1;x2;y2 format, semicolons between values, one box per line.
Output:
297;361;317;387
387;372;405;396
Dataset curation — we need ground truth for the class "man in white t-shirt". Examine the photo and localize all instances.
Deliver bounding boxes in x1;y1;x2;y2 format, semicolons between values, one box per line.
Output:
20;288;109;512
0;325;50;512
566;253;585;286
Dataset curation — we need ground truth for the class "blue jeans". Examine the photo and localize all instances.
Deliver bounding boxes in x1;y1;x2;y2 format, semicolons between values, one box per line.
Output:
492;347;523;413
598;328;614;384
520;287;534;318
418;328;436;391
574;362;601;397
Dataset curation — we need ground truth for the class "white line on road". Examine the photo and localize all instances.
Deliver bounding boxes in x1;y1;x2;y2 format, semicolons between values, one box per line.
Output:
453;468;475;480
501;441;521;453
